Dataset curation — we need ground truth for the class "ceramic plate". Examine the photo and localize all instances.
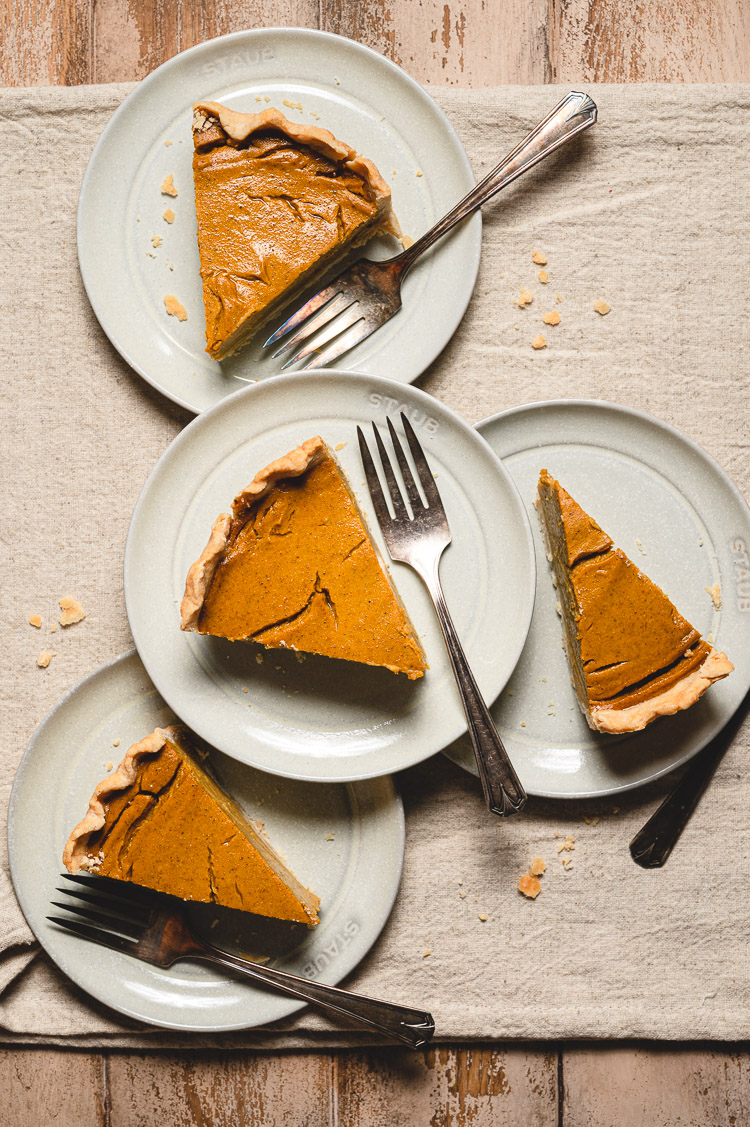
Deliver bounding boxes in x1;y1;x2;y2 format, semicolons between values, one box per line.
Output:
444;399;750;799
77;28;480;415
124;372;535;782
8;651;405;1032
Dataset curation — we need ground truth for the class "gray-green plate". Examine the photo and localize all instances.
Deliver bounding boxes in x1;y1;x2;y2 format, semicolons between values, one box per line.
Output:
77;27;480;414
8;651;405;1032
444;399;750;799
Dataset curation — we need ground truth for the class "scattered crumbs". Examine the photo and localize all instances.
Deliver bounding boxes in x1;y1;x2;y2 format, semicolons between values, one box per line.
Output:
163;208;175;224
542;311;561;326
635;538;646;556
169;263;174;271
515;288;533;308
548;700;555;708
532;249;547;265
151;234;163;248
423;949;432;958
50;624;57;634
59;596;85;626
529;857;546;876
705;583;722;610
459;890;466;899
295;652;306;663
164;140;173;147
256;652;264;664
540;676;547;682
164;294;188;321
458;879;463;885
28;614;42;628
557;836;575;853
264;95;271;103
612;806;620;815
518;873;541;899
283;99;303;111
255;95;262;102
698;537;704;548
584;816;591;825
161;173;178;197
708;631;715;644
136;217;140;222
309;110;321;120
106;761;114;771
335;441;347;451
36;651;55;668
554;830;560;839
113;738;121;747
478;913;488;922
555;293;563;303
538;269;549;284
146;251;157;259
334;76;341;85
242;687;249;693
256;799;264;807
562;857;573;870
392;169;397;176
592;816;600;826
520;721;527;728
416;169;423;177
531;335;547;350
325;832;335;841
594;300;611;316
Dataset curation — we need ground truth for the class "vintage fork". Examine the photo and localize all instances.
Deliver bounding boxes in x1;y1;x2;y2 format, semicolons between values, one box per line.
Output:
264;90;597;370
49;873;435;1049
358;415;526;817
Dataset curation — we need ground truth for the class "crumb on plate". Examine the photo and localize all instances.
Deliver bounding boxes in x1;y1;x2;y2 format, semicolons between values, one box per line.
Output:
163;208;175;224
164;294;188;321
161;173;178;197
705;583;722;610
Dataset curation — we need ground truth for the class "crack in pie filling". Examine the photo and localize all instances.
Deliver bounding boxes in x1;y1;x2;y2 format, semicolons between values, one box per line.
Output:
536;469;733;734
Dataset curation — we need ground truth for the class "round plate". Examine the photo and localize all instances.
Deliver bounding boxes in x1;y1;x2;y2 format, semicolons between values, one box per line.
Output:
444;399;750;799
8;651;404;1033
77;28;480;414
124;372;535;782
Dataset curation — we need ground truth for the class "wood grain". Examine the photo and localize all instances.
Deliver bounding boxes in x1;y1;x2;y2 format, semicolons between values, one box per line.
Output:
563;1045;750;1126
0;0;92;85
0;1049;105;1127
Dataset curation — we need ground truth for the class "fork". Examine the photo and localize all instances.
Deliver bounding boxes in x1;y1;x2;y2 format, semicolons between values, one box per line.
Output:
358;415;526;817
264;89;597;370
49;873;435;1048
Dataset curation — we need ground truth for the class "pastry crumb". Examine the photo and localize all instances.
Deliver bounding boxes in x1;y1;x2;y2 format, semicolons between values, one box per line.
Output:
542;311;561;326
242;687;249;693
325;832;335;841
36;651;55;668
518;873;541;899
592;816;600;826
264;95;271;102
59;596;85;626
309;110;321;120
106;761;114;771
163;208;175;224
256;652;264;664
28;613;42;628
520;721;526;727
164;294;188;321
478;913;488;922
334;76;341;85
532;250;547;265
161;174;178;197
529;857;546;876
113;738;121;747
612;806;620;814
557;836;575;853
416;169;423;177
282;99;303;111
50;623;57;633
459;890;466;899
705;583;722;610
562;857;573;870
594;300;611;315
164;140;173;147
515;288;533;308
151;234;162;248
335;442;347;451
422;949;432;958
531;335;547;350
538;269;549;284
635;538;646;555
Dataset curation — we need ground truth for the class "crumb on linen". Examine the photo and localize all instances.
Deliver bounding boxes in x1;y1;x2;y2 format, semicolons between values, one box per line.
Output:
151;235;162;248
163;208;175;224
531;335;547;350
335;442;347;451
594;300;611;315
423;949;432;958
113;738;121;747
516;288;533;308
164;294;188;321
256;652;264;664
518;873;541;899
37;651;55;668
50;624;57;633
612;806;620;814
161;174;178;197
28;614;42;628
282;99;303;111
542;311;561;326
592;816;600;826
459;890;466;899
539;269;549;284
532;250;547;265
59;596;85;626
635;538;646;556
557;836;575;853
478;913;488;922
242;687;249;693
529;857;546;876
325;832;335;841
705;583;722;610
562;857;573;870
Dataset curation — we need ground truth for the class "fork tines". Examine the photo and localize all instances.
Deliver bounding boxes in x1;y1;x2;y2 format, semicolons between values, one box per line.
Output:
357;413;440;525
47;874;151;953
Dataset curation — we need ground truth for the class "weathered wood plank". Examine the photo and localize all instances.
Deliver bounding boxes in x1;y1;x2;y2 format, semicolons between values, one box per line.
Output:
0;0;92;85
321;0;551;85
335;1046;558;1126
106;1050;333;1126
0;1049;105;1127
92;0;319;83
563;1045;750;1127
552;0;750;82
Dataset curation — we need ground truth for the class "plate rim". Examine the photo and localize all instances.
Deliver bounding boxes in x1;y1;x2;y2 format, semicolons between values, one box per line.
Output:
442;396;750;800
123;369;537;783
76;26;482;415
7;649;407;1032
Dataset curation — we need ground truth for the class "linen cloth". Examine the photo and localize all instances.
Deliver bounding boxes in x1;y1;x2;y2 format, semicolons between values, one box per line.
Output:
0;82;748;1047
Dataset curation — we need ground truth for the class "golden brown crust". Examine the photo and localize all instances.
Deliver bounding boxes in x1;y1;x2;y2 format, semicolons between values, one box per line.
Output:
62;726;177;872
590;648;734;733
180;439;327;632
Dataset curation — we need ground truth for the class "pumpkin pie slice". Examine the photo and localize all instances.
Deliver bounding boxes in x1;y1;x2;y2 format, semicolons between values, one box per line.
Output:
192;102;396;360
536;469;733;733
181;437;426;679
63;726;319;926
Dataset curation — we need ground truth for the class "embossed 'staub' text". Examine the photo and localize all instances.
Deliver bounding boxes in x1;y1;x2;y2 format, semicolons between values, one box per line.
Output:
301;920;360;979
367;392;440;435
201;47;274;77
730;538;750;611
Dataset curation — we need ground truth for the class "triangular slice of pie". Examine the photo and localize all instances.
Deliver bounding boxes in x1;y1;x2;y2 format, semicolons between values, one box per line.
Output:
192;102;397;360
536;469;733;733
63;726;319;926
181;437;427;679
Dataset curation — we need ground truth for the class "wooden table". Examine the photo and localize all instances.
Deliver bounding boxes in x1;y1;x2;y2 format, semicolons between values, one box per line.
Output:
3;3;750;1123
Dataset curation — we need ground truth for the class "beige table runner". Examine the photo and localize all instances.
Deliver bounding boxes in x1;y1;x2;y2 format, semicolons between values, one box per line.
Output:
1;82;748;1047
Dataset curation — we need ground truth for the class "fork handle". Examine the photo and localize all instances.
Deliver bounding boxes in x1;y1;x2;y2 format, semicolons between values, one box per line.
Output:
196;943;435;1049
423;567;527;816
395;91;597;274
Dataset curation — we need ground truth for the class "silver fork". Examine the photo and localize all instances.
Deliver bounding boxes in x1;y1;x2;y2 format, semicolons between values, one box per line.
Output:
264;90;597;370
49;873;435;1049
358;415;526;817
